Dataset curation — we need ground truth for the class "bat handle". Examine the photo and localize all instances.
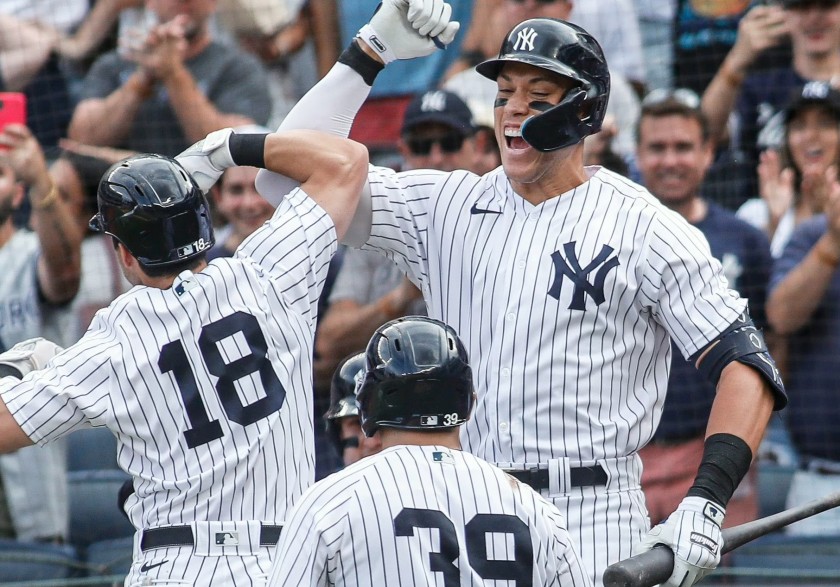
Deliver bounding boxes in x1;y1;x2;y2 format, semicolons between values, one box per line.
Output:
602;545;674;587
432;36;446;50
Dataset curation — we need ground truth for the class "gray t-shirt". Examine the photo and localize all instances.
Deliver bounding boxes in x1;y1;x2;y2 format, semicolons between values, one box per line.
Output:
80;41;271;156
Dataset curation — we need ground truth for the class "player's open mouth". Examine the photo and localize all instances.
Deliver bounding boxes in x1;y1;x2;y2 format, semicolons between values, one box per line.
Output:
504;127;530;151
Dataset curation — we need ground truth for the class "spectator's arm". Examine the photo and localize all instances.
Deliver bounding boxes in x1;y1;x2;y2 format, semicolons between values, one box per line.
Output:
68;69;154;147
56;0;143;61
701;6;787;146
442;0;500;80
0;126;83;304
767;181;840;334
0;14;58;92
162;63;256;143
307;0;339;78
315;278;423;364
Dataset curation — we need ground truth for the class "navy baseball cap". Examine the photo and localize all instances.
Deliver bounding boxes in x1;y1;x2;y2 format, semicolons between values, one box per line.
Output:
401;90;477;137
784;81;840;123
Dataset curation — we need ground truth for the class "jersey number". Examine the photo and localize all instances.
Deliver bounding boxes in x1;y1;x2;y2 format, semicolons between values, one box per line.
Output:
394;508;533;586
158;311;286;448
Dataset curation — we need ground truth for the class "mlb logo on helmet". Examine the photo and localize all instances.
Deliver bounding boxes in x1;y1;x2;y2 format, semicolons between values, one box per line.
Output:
420;415;439;426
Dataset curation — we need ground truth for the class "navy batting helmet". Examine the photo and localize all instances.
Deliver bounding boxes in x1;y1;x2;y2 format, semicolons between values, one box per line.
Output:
324;352;366;453
357;316;474;437
90;154;215;267
476;18;610;152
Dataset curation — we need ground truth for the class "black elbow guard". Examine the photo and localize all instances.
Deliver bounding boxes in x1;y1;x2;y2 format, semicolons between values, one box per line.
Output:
694;311;787;409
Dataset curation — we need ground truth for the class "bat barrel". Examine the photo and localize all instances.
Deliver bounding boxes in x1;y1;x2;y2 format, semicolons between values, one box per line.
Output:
602;546;674;587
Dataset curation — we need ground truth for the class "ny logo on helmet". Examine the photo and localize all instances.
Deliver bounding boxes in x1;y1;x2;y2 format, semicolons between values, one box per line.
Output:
513;27;538;52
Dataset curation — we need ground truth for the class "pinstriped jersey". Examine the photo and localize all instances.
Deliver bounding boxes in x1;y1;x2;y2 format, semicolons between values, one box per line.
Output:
268;445;592;586
1;187;335;531
360;166;745;465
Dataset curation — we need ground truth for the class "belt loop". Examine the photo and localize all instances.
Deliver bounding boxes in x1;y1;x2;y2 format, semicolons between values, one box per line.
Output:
548;457;570;494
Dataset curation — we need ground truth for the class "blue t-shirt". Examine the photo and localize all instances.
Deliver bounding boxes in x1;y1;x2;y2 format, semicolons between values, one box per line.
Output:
735;67;805;159
654;201;772;441
338;0;472;98
770;215;840;461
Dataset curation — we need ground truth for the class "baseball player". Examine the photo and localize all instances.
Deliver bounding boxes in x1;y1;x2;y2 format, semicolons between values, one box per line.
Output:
0;128;368;585
267;316;592;586
323;351;382;466
188;7;791;585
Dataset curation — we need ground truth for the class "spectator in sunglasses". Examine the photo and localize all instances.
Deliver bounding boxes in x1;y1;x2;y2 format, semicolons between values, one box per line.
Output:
398;90;483;173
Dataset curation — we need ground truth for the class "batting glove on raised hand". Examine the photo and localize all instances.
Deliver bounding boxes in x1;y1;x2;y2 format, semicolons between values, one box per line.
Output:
636;496;725;587
358;0;460;64
175;127;236;194
0;338;64;379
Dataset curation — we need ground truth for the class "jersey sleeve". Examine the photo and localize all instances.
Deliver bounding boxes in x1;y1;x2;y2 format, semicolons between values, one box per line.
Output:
0;324;117;444
235;186;337;322
360;166;451;293
641;210;747;359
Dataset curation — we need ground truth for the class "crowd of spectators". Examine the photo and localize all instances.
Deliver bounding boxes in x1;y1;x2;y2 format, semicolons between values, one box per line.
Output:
0;0;838;553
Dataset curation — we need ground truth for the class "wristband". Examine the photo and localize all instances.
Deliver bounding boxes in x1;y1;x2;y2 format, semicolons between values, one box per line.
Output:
687;433;752;507
228;133;268;169
31;183;60;211
338;39;385;86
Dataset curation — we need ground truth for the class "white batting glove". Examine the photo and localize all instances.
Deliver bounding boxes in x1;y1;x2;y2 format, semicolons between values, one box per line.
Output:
358;0;460;64
636;496;725;587
175;128;236;194
0;338;64;379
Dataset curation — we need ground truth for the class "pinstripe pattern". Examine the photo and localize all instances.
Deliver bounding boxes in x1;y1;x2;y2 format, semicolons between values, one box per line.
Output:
1;187;336;584
269;445;592;586
354;165;745;582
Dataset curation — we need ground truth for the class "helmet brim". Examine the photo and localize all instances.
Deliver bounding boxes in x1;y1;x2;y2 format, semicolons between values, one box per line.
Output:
476;54;583;86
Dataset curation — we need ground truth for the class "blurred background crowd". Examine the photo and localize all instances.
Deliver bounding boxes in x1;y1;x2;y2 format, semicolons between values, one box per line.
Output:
1;0;840;583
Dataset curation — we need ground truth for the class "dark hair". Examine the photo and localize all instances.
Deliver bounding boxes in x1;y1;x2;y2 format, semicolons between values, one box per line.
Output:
58;150;113;215
779;102;840;193
111;236;206;278
637;98;711;143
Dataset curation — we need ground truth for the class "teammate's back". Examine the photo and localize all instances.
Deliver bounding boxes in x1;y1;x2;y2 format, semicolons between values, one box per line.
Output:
73;239;323;530
274;444;590;586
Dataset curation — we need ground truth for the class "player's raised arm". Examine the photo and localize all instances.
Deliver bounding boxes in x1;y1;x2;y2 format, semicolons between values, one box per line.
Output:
176;128;368;240
254;0;460;200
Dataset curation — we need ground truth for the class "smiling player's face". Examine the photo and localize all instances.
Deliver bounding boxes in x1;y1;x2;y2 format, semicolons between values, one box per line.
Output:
494;62;577;187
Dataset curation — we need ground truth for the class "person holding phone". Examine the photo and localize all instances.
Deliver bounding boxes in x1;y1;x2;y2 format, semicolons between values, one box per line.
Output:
0;123;84;543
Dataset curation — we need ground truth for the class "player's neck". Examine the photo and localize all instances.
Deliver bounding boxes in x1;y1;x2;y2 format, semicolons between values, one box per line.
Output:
380;429;461;450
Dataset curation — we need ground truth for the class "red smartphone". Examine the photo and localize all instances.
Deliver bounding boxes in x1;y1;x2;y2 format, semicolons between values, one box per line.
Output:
0;93;27;134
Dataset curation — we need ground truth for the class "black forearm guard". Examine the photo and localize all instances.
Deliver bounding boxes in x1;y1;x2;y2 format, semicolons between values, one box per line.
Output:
687;433;753;507
338;39;385;86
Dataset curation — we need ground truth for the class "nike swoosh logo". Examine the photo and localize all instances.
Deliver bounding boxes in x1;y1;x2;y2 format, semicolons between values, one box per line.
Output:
470;203;502;215
140;560;168;572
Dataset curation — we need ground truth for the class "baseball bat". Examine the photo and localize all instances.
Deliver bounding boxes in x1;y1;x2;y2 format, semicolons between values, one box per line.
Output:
602;490;840;587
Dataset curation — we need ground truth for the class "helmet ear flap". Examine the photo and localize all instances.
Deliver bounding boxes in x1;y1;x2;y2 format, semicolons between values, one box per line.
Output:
521;88;594;152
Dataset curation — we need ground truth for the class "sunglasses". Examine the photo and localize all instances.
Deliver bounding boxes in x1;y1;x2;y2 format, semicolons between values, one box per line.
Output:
405;133;465;155
641;88;702;110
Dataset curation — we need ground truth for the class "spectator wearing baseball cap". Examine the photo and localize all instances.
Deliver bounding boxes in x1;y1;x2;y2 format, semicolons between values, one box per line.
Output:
737;80;840;256
398;90;484;174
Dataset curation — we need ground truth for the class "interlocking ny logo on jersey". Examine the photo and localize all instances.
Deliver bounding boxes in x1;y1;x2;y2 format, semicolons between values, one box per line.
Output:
548;242;620;310
513;27;538;51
